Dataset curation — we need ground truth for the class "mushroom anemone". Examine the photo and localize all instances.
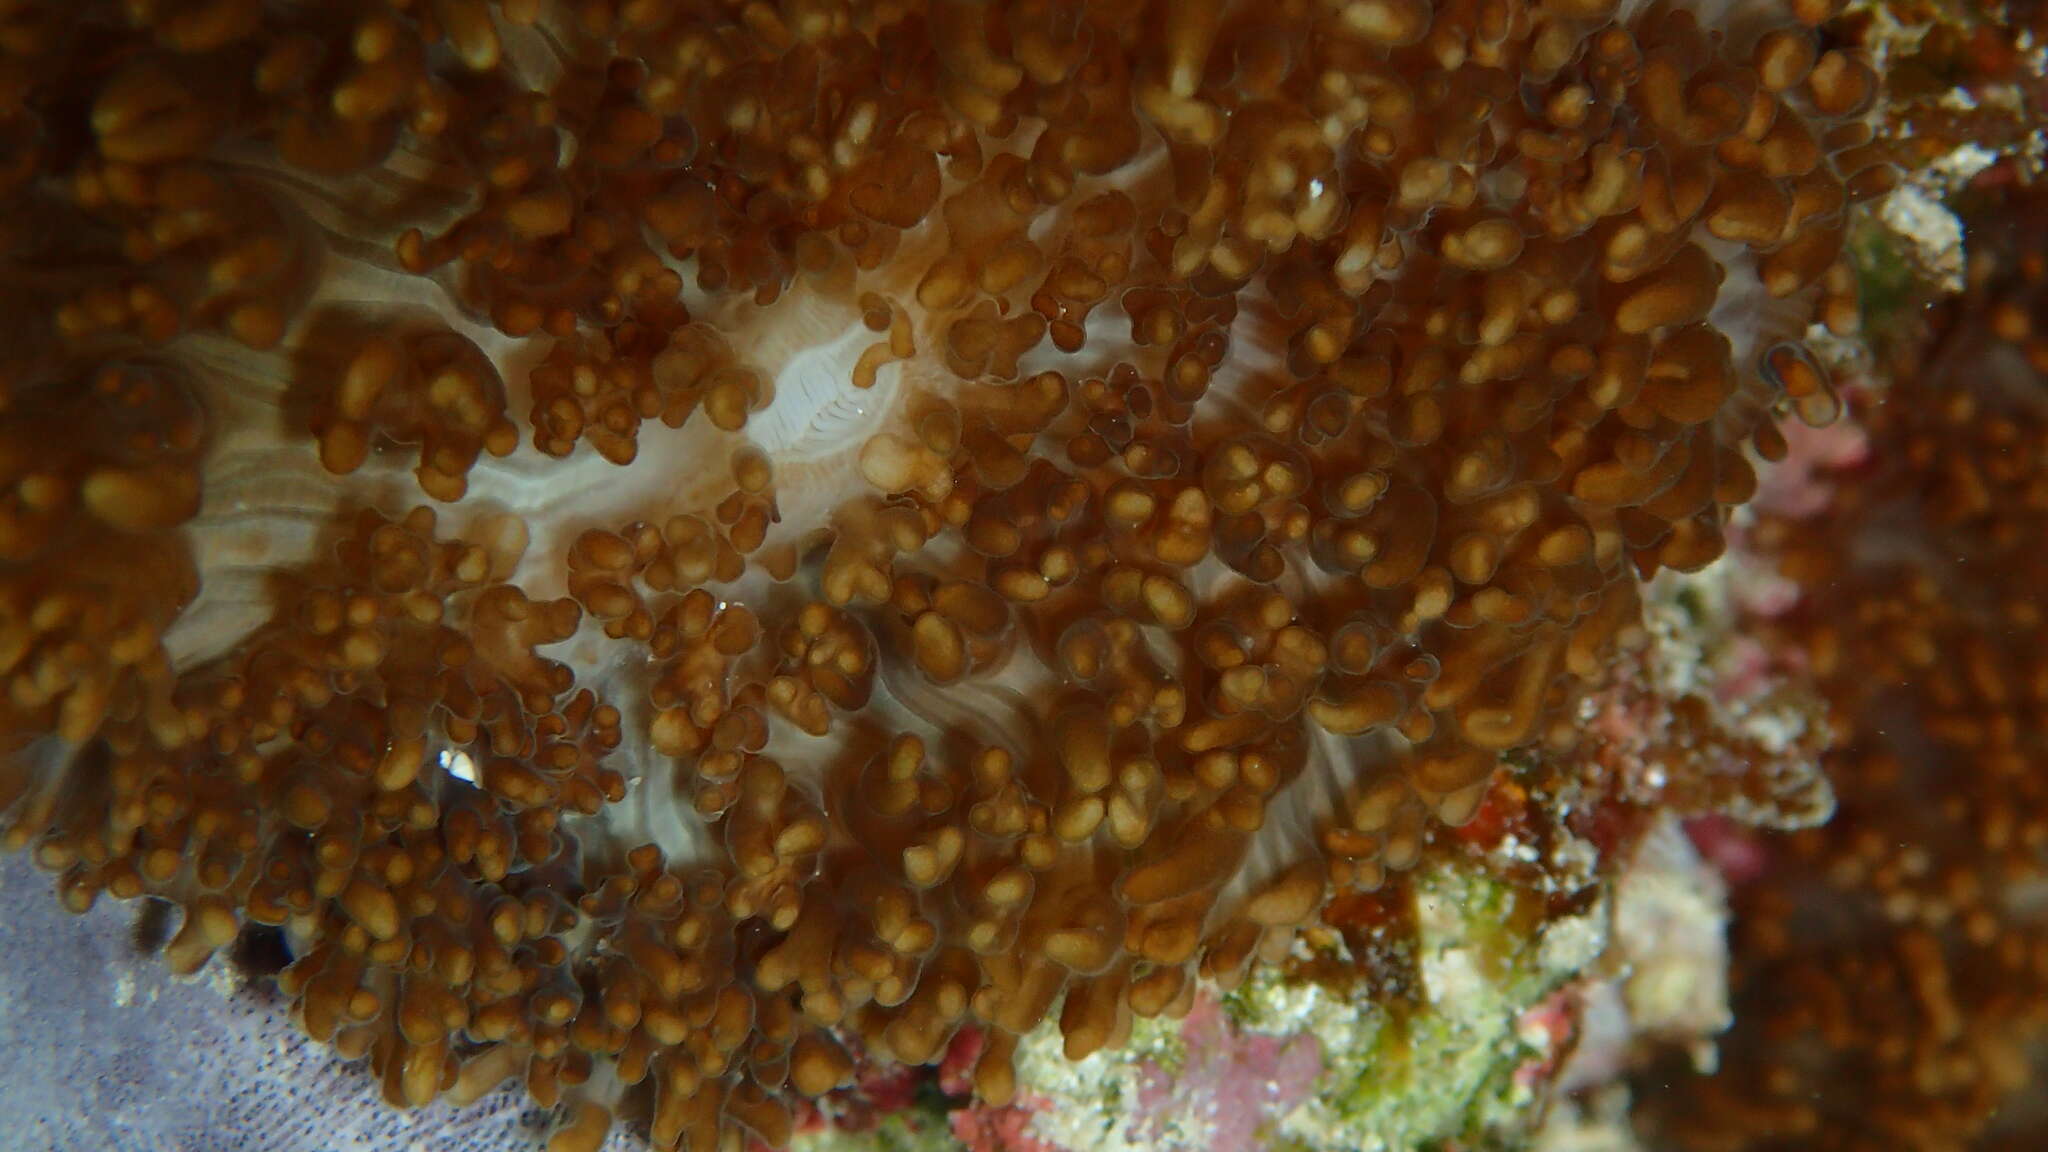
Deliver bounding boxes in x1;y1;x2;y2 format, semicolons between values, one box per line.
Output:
0;0;1886;1148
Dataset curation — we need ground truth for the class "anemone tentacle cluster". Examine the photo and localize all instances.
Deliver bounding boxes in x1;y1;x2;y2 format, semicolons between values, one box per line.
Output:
0;0;1884;1148
1644;181;2048;1152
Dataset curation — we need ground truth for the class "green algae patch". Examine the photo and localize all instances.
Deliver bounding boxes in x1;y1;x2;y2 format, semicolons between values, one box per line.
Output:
790;1112;963;1152
1847;218;1925;354
1249;863;1605;1152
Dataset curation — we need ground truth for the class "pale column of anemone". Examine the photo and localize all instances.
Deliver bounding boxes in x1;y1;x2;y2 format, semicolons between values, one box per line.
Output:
0;1;1885;1150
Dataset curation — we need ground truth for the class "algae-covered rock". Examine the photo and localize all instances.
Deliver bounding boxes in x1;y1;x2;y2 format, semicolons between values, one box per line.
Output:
970;860;1610;1152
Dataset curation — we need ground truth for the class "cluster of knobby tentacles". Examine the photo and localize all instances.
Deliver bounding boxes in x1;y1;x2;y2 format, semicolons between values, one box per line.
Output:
1641;185;2048;1152
0;1;1885;1148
